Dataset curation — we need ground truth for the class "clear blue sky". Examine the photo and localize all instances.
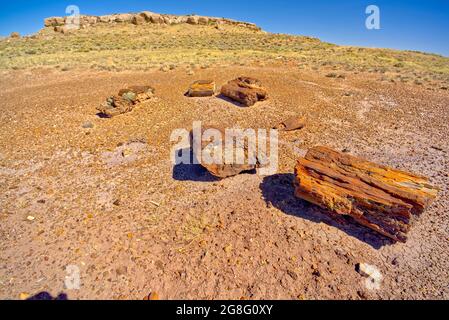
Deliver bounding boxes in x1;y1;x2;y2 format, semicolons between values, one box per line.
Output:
1;0;448;56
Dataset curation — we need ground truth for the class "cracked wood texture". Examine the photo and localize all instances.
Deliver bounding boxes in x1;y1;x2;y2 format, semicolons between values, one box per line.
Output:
294;146;439;243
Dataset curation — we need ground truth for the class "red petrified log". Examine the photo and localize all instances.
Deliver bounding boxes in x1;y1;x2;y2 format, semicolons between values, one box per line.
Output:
294;146;439;242
220;77;268;106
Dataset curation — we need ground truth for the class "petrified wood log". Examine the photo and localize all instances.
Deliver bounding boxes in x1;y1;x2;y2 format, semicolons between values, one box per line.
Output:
97;85;154;117
185;80;216;97
190;126;257;178
294;146;439;242
220;77;268;106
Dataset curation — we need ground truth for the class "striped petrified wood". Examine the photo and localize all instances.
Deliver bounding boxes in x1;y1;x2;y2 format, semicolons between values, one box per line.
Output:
294;146;439;242
186;80;216;97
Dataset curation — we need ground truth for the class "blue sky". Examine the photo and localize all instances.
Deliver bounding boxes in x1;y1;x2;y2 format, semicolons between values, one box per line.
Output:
1;0;448;56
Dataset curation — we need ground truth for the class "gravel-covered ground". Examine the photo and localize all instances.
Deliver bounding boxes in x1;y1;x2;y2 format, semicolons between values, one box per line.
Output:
0;65;448;300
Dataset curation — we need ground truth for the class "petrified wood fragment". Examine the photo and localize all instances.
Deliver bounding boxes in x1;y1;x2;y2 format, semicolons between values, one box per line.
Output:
220;77;268;106
294;146;439;242
97;86;154;118
275;115;305;131
185;80;216;97
190;126;257;178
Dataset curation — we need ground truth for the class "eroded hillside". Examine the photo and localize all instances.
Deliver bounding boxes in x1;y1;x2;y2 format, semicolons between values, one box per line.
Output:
1;12;448;90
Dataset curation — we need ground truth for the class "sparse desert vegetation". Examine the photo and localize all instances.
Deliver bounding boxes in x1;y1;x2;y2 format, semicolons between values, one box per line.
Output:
1;23;449;89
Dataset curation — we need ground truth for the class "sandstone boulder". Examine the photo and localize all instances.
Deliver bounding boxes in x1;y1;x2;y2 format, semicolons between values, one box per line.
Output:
294;146;439;242
132;14;146;25
220;77;268;106
99;15;114;23
139;11;153;21
163;16;174;25
198;16;209;25
150;14;164;24
139;11;163;23
81;16;98;26
186;80;216;97
186;16;199;25
54;26;72;34
10;32;20;39
44;17;65;27
115;14;134;23
174;16;188;24
44;18;53;27
97;86;155;118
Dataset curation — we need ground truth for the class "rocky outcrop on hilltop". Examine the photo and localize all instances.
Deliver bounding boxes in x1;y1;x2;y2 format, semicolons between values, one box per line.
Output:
44;11;261;34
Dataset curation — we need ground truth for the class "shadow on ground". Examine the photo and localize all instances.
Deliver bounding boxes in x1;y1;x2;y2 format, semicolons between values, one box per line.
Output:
260;173;392;249
216;94;246;108
27;292;68;300
172;148;220;182
96;112;110;119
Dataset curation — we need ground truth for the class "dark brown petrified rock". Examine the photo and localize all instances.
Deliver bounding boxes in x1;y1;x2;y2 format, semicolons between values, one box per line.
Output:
275;115;306;131
220;77;268;106
294;146;439;243
97;86;155;118
190;126;258;178
185;80;216;97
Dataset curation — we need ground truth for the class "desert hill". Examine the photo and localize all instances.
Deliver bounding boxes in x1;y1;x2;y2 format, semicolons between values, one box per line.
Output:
0;10;448;90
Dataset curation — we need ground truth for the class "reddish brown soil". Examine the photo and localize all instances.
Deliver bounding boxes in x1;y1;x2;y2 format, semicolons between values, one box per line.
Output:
0;66;448;300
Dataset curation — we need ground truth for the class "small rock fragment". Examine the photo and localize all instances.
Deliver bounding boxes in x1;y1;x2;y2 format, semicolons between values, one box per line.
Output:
356;263;382;290
160;65;170;72
82;122;94;129
150;201;160;207
287;269;298;280
122;148;133;158
224;244;233;253
26;216;35;221
19;292;30;300
116;266;127;276
143;292;159;300
275;115;305;131
391;257;399;266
